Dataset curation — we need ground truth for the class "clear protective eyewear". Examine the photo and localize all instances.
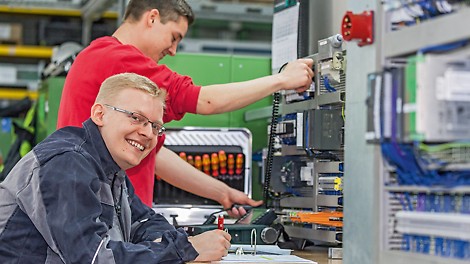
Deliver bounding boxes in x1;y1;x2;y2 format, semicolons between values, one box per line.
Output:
104;104;165;136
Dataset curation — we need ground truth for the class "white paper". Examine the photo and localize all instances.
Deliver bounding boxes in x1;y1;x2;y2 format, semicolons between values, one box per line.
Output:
229;244;292;255
214;254;316;263
271;4;299;73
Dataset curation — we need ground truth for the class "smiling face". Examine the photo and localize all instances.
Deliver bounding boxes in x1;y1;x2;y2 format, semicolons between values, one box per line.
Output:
146;13;188;62
93;88;164;170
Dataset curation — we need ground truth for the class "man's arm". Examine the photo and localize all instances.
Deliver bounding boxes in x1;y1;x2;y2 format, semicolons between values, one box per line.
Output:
155;147;263;216
196;58;314;115
32;153;199;263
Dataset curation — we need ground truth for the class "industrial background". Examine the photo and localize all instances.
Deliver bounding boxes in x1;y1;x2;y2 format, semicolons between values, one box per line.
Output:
1;0;470;263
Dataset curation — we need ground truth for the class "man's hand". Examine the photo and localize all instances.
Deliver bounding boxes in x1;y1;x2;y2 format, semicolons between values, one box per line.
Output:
278;58;314;93
155;148;263;218
190;230;231;262
219;188;263;218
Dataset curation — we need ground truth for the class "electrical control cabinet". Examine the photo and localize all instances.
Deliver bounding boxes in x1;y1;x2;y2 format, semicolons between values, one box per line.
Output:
267;35;346;247
369;52;470;263
361;2;470;263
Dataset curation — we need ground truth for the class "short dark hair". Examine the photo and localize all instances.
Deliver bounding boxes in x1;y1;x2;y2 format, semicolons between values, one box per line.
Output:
124;0;195;25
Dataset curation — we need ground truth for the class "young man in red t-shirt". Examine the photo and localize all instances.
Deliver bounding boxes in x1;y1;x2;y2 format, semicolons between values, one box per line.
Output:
57;0;314;215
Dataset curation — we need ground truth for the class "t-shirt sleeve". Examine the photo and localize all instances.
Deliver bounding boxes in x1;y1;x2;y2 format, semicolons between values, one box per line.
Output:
119;56;201;123
59;38;201;129
158;69;201;123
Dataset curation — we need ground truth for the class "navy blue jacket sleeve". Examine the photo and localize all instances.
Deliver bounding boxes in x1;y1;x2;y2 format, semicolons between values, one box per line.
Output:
36;152;198;264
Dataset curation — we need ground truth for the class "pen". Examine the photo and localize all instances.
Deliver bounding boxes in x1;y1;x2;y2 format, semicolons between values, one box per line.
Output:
217;215;224;230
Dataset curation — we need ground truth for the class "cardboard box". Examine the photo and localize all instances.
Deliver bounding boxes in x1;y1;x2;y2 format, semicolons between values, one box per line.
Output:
0;23;23;45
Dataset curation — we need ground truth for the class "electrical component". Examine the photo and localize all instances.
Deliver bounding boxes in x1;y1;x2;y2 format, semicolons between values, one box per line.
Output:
396;211;470;240
260;226;279;244
270;156;313;194
318;34;344;62
341;10;374;46
416;54;470;141
316;35;346;96
303;109;343;150
318;176;343;192
275;113;297;145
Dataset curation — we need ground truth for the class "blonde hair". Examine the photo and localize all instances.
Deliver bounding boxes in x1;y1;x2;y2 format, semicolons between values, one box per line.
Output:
96;73;166;107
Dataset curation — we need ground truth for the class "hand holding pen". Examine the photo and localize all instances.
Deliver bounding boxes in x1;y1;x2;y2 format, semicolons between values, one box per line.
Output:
190;227;231;261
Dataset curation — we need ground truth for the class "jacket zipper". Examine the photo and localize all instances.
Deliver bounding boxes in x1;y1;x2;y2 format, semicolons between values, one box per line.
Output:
112;173;125;240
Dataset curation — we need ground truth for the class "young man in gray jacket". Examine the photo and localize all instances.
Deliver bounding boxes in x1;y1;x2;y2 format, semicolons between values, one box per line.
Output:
0;73;230;263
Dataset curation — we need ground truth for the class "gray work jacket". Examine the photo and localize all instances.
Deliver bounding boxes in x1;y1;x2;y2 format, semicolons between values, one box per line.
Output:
0;119;198;263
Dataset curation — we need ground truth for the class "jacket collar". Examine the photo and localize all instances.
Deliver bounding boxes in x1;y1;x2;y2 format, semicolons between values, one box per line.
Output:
82;119;122;181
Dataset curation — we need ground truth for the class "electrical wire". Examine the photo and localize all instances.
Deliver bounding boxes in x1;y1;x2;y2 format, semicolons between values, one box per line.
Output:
418;141;470;152
418;39;469;54
263;91;281;206
263;62;288;206
378;62;470;187
202;205;255;225
388;0;455;29
323;76;337;92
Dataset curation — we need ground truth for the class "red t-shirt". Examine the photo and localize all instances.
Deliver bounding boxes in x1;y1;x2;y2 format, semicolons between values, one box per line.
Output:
57;36;201;206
